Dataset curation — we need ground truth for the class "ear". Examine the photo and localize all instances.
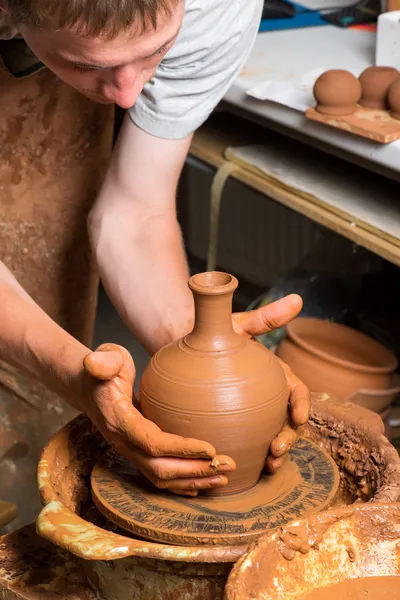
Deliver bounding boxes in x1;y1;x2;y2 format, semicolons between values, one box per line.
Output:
0;5;10;14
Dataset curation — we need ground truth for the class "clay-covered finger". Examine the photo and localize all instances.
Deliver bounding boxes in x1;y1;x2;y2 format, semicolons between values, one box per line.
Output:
289;381;311;426
139;454;235;481
143;472;229;491
269;426;298;459
124;417;217;460
264;453;285;474
278;358;310;426
84;349;124;380
169;488;199;497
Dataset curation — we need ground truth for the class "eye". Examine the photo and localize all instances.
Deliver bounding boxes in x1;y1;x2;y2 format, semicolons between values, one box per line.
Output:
156;44;168;55
73;64;95;74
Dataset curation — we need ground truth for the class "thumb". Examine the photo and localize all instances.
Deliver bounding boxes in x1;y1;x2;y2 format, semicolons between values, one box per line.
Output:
233;294;303;338
84;348;124;380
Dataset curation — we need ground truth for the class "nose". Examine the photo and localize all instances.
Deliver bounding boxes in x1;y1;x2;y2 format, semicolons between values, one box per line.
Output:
102;65;145;109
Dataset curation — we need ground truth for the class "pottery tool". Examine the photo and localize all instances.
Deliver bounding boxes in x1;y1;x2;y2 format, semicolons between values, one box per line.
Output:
91;437;339;546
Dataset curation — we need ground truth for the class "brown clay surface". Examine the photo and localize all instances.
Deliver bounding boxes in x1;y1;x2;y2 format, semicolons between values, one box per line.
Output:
306;105;400;143
300;576;400;599
388;78;400;120
140;272;289;496
224;503;400;600
313;70;361;116
90;437;339;546
359;67;399;110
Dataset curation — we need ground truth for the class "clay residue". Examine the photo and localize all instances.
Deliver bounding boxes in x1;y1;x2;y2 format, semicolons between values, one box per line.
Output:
0;523;95;599
300;576;400;599
300;395;400;504
225;503;400;600
277;507;354;561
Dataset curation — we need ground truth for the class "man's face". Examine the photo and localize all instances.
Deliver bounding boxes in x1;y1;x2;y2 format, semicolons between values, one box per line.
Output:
18;2;184;108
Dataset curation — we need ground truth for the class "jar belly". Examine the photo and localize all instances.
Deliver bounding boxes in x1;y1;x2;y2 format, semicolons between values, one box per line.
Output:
140;385;288;495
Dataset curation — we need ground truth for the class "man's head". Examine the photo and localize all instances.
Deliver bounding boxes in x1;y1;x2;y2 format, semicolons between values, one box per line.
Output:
3;0;183;107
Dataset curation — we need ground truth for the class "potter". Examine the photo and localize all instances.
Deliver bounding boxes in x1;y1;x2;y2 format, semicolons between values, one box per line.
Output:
0;0;310;496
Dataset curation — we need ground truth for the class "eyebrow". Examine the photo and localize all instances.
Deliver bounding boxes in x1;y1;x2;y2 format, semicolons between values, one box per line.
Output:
58;28;180;70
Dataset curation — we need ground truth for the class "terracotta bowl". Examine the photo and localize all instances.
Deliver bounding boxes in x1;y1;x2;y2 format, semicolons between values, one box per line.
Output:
224;503;400;600
276;318;398;406
359;66;399;110
313;69;362;116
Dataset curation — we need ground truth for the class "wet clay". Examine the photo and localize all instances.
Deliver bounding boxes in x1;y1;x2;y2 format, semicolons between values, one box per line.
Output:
225;504;400;600
388;77;400;120
90;438;339;546
139;272;289;496
313;70;362;116
300;576;400;599
359;67;399;110
277;318;398;401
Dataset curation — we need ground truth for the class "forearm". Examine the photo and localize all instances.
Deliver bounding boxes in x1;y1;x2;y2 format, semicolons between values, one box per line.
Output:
0;262;88;409
89;206;194;355
89;116;195;355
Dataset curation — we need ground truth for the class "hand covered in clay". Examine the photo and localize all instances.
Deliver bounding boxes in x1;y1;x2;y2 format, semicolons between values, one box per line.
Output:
81;343;235;496
232;294;310;473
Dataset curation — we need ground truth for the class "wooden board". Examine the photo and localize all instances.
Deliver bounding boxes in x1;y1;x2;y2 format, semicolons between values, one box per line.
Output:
306;106;400;144
91;438;339;547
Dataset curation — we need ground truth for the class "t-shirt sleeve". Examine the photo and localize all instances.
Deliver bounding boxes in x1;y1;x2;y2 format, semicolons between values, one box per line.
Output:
128;0;263;139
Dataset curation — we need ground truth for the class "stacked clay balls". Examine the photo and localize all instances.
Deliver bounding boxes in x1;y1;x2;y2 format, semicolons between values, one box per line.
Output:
313;66;400;119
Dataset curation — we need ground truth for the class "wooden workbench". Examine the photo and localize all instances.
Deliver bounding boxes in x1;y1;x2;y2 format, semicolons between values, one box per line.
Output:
190;113;400;267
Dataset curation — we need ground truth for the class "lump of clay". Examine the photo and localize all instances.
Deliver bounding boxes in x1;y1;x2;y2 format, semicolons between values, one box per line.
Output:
359;66;399;110
313;69;362;116
388;76;400;120
139;272;289;496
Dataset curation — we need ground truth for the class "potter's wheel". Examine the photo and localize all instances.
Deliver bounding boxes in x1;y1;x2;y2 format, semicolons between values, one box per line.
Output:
91;437;340;546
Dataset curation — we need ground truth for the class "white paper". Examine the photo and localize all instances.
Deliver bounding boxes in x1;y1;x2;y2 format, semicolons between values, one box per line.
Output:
246;67;359;112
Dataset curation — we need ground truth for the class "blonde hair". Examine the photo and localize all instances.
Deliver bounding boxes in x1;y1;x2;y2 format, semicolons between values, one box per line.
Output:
7;0;178;38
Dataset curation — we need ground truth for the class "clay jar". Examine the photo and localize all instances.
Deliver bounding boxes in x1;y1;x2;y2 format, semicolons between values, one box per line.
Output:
139;272;289;496
359;66;399;110
388;77;400;120
313;70;362;116
276;318;398;402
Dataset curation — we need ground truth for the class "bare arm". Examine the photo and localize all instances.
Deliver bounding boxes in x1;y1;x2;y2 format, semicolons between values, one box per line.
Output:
0;261;87;407
88;115;194;355
0;261;229;495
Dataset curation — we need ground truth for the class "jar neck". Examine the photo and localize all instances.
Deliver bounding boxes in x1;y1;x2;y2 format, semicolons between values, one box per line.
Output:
185;288;242;352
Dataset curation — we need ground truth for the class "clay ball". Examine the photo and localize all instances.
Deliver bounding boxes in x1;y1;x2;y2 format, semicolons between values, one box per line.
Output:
313;69;362;116
388;76;400;120
359;66;399;110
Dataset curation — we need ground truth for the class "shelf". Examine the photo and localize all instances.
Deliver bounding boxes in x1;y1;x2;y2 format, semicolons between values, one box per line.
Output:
190;113;400;267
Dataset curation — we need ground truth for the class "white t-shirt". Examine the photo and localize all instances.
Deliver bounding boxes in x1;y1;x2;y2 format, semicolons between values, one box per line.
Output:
0;0;263;138
129;0;263;139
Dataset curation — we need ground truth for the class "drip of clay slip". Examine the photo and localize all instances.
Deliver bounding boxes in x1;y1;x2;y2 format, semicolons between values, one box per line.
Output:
139;271;289;496
359;66;399;110
313;70;362;116
300;576;400;599
388;77;400;120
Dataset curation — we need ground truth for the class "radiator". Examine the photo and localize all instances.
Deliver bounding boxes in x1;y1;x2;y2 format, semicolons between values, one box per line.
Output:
179;156;321;289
